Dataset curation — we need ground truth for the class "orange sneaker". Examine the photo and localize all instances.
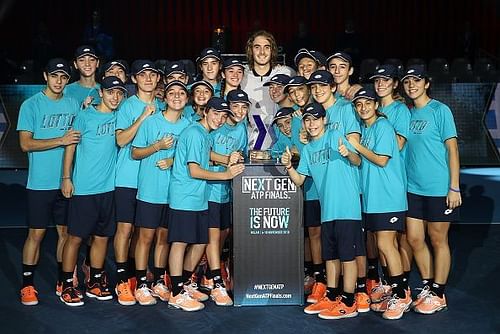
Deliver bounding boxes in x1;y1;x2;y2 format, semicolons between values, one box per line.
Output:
115;281;136;306
60;287;84;306
370;282;392;303
304;296;338;314
307;282;327;304
382;290;413;320
56;281;82;298
169;290;205;311
200;276;214;291
366;278;379;295
318;299;358;320
152;282;171;302
355;292;370;313
20;286;38;306
304;275;316;295
135;284;157;306
210;283;233;306
412;285;431;308
86;281;113;301
370;296;391;312
184;282;209;302
413;292;447;314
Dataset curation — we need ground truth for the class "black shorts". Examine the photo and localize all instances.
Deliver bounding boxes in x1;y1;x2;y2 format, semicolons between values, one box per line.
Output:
135;200;169;229
407;193;460;222
67;191;116;239
26;189;68;228
208;201;231;230
115;187;137;224
304;200;321;228
364;211;406;232
321;220;364;262
168;208;209;244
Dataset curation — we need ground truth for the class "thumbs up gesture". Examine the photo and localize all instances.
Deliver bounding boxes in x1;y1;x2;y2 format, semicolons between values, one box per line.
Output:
338;137;349;157
281;146;292;169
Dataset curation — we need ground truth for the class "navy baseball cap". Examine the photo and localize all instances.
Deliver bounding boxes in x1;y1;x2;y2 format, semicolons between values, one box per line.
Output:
164;80;189;94
369;64;398;80
302;102;326;119
263;74;291;87
45;58;71;77
196;47;222;63
223;58;245;70
131;60;158;75
206;97;234;116
190;79;214;95
272;107;294;124
327;52;352;66
352;87;378;102
102;60;129;74
100;76;127;92
165;61;187;77
294;49;327;67
74;45;98;59
307;70;334;85
401;65;428;81
284;76;308;93
227;89;250;105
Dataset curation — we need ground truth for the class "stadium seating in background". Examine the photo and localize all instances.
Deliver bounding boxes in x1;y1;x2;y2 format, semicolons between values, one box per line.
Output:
428;58;452;83
451;57;475;82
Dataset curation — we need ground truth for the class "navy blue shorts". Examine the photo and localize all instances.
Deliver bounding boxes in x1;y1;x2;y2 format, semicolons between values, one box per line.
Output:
115;187;137;224
135;200;169;229
304;200;321;228
355;218;366;257
364;211;406;232
168;208;209;244
321;220;364;262
26;189;68;228
208;201;231;229
407;193;460;222
68;191;116;239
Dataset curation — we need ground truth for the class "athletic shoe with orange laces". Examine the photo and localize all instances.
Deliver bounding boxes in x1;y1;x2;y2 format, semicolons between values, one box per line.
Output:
382;290;413;320
370;282;392;303
210;283;233;306
366;278;379;296
304;296;339;314
184;281;209;302
135;284;157;305
355;292;370;313
20;285;38;306
318;299;358;320
152;281;171;302
60;286;84;306
115;281;136;306
56;281;83;298
413;292;447;314
412;285;431;308
200;276;214;290
304;275;316;295
306;282;327;304
169;290;205;311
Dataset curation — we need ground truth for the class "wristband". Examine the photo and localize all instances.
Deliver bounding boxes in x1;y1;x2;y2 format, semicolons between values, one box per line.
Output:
449;187;460;193
153;143;159;152
61;176;71;180
286;165;293;170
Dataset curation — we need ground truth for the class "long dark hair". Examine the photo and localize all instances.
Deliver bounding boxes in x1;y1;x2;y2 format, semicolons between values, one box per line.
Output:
245;30;278;71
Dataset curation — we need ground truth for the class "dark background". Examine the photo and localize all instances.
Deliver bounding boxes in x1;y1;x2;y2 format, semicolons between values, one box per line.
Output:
0;0;499;82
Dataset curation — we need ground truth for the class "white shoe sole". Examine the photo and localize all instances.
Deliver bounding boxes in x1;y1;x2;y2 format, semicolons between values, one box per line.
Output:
86;291;113;301
318;311;358;320
168;301;204;311
59;296;84;307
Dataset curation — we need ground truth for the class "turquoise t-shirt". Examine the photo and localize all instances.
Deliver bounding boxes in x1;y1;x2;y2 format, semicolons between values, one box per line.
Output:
182;105;202;123
156;97;166;112
406;99;457;196
115;95;161;189
132;112;190;204
207;122;248;203
169;122;212;211
17;92;79;190
64;81;101;107
71;106;116;195
297;129;361;222
325;99;360;136
359;118;407;213
379;100;411;140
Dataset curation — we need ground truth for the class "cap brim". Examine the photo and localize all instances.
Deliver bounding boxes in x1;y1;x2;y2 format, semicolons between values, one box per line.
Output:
302;112;323;119
47;69;71;78
306;79;331;85
401;74;424;81
369;74;392;80
76;52;98;59
134;68;159;75
197;55;221;63
103;85;127;92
